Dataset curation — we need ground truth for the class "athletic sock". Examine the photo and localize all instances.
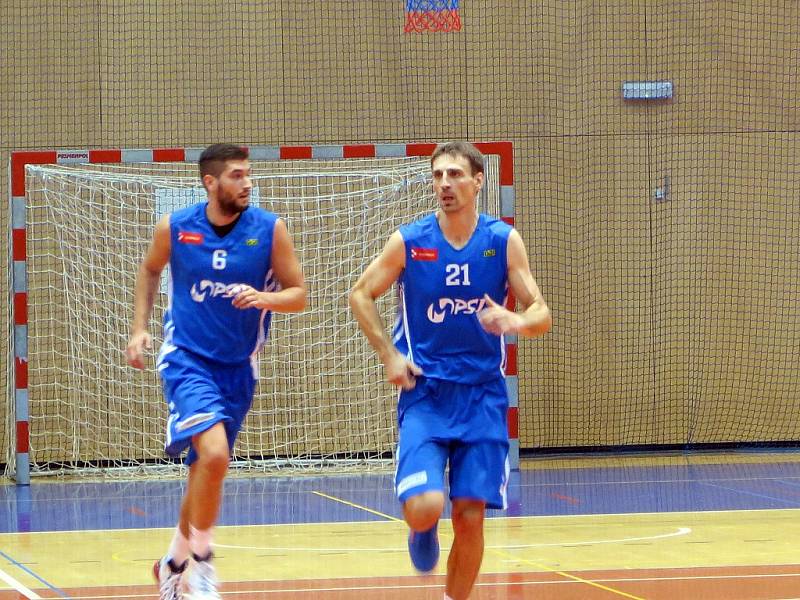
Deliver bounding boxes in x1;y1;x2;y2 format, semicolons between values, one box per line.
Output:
189;524;213;560
166;526;190;566
166;558;187;573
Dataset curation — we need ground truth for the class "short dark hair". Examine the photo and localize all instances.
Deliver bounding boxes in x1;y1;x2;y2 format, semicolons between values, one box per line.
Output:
198;143;249;178
431;141;484;176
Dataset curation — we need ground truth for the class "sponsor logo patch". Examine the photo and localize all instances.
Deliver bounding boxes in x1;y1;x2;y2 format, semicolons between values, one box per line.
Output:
483;248;496;257
427;297;488;323
178;231;204;244
57;150;90;163
411;247;438;261
396;470;428;496
245;238;259;246
190;280;244;302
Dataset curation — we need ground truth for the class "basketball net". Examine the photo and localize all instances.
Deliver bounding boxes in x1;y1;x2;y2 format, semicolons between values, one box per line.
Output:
404;0;462;33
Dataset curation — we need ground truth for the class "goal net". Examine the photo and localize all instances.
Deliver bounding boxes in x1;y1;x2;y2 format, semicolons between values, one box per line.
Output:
7;153;501;478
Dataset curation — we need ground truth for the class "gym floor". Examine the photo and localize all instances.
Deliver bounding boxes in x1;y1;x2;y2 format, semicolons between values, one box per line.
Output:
2;451;800;599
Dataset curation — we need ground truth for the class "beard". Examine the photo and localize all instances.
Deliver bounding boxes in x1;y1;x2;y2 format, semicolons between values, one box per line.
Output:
217;186;249;217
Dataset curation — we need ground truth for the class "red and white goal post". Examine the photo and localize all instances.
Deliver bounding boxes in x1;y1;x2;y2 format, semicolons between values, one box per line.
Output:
7;142;518;484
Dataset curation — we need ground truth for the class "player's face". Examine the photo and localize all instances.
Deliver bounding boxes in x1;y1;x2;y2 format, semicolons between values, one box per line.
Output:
214;159;252;216
431;154;483;214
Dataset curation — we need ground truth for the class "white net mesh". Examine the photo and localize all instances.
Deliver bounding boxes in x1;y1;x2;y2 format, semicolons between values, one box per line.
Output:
7;155;501;478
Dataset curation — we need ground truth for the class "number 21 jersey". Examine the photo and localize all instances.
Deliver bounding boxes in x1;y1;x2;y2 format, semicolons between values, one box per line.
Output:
393;213;513;384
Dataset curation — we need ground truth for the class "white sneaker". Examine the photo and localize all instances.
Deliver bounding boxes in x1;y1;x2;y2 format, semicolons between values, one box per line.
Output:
187;555;221;600
153;557;186;600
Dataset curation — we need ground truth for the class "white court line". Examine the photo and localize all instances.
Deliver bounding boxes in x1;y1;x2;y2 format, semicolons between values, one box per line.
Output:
4;509;799;536
495;526;691;549
50;571;800;599
213;526;691;553
0;565;42;599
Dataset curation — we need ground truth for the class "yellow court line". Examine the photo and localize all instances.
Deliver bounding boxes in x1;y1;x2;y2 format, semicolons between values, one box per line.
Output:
312;491;400;522
311;490;646;600
488;547;645;600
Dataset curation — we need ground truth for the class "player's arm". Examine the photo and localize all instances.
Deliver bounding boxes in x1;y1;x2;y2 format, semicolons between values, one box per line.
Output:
479;229;552;338
126;214;171;369
232;218;307;313
349;232;422;390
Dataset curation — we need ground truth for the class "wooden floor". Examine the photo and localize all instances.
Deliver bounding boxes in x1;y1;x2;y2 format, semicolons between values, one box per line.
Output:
2;452;800;599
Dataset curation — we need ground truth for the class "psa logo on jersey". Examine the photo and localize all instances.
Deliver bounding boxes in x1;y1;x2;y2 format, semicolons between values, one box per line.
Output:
190;280;242;302
427;297;487;323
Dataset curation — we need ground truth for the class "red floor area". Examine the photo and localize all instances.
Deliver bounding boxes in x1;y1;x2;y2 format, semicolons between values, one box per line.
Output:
4;564;799;600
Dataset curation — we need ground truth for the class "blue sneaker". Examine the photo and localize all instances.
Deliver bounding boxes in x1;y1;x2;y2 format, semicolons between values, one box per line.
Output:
408;523;439;573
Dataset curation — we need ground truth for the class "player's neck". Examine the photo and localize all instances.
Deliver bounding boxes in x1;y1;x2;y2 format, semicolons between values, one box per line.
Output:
437;209;478;249
205;200;240;227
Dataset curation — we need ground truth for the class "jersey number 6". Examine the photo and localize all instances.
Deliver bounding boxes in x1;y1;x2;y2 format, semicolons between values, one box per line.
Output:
212;249;227;270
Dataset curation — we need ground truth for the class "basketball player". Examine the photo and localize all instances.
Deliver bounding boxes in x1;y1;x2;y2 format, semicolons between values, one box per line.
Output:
125;144;307;600
349;142;551;600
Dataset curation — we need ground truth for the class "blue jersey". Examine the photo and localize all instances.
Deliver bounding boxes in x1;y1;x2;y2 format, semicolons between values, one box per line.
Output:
393;213;513;384
160;203;278;365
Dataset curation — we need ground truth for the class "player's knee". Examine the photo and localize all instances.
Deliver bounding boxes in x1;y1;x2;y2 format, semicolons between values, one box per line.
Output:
196;447;230;478
404;492;445;531
451;502;485;538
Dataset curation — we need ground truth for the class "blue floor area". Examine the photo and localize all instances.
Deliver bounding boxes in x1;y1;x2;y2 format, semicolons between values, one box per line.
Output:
2;460;800;533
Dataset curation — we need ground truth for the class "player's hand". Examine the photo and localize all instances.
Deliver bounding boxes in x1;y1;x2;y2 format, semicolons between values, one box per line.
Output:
478;294;523;336
125;330;152;370
384;352;423;390
232;284;268;310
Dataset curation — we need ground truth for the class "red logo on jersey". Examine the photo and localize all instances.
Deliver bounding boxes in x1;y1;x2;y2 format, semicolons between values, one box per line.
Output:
178;231;204;244
411;247;438;261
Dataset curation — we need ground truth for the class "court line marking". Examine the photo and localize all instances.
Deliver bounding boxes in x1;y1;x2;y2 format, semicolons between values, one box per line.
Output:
48;570;800;599
0;564;41;599
495;527;691;549
519;475;800;487
0;549;70;599
697;481;800;506
3;506;799;536
309;490;646;600
312;491;397;520
214;526;691;552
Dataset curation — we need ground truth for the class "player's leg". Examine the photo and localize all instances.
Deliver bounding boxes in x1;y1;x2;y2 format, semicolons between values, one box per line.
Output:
153;440;230;600
396;380;449;572
445;498;486;600
154;349;240;599
444;377;510;598
154;350;225;599
400;461;447;574
403;490;445;532
154;425;230;600
184;359;256;600
181;424;229;600
446;439;509;599
151;488;193;600
185;422;230;553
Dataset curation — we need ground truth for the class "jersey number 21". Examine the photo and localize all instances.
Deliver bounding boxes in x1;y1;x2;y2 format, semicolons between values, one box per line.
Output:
445;263;470;286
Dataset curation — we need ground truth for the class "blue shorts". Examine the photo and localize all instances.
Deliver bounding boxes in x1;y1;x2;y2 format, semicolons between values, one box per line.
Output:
157;347;256;465
394;377;510;510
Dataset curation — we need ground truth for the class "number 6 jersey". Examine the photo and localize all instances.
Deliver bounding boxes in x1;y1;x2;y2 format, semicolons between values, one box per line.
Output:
160;203;279;365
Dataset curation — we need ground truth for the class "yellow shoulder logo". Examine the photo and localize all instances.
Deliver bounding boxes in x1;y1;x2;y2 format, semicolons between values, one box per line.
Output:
246;238;259;246
483;248;496;257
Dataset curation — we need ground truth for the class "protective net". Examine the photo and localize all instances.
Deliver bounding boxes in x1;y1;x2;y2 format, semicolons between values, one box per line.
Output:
3;3;800;473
